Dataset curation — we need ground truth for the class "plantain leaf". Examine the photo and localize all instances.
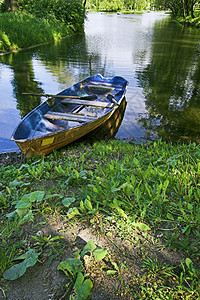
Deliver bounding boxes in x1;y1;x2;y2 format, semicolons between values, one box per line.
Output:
30;191;45;203
62;197;76;207
93;247;108;260
81;240;96;257
67;207;81;219
3;249;38;280
74;272;84;294
65;258;83;273
15;197;31;209
77;279;93;300
136;223;151;231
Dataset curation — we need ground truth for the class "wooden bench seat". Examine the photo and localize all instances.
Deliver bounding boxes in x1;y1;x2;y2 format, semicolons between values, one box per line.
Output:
44;111;96;123
61;98;114;108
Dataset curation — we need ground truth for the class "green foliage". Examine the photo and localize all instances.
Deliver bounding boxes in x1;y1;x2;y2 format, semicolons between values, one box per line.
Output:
17;0;85;29
3;249;39;280
1;140;200;297
0;0;85;52
0;12;72;52
58;240;107;299
99;0;123;12
153;0;199;18
86;0;149;11
6;190;45;222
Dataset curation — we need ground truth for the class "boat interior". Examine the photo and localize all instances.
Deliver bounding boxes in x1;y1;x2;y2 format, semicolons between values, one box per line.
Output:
29;84;119;139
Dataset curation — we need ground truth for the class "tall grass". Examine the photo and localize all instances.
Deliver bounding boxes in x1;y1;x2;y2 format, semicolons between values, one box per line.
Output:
0;12;73;52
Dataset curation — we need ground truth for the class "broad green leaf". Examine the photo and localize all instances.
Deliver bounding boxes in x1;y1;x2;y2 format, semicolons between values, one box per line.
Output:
30;191;45;203
65;258;83;273
92;186;98;193
81;240;96;257
6;211;17;219
93;247;107;260
136;223;151;231
67;207;81;219
84;199;93;211
74;272;84;294
15;197;31;209
185;258;195;273
62;197;76;207
111;183;125;192
77;279;93;300
18;210;34;225
16;208;29;217
3;249;38;280
80;200;85;211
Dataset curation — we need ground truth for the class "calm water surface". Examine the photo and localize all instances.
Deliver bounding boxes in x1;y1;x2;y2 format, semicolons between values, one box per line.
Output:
1;12;200;153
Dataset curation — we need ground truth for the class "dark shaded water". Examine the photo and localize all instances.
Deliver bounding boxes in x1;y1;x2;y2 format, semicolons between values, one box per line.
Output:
1;12;200;153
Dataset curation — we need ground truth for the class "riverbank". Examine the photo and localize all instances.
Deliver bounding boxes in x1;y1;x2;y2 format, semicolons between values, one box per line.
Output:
0;0;85;53
0;139;199;299
0;12;81;53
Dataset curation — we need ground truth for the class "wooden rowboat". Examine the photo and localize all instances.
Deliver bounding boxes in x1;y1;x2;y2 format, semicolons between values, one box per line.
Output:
11;74;128;157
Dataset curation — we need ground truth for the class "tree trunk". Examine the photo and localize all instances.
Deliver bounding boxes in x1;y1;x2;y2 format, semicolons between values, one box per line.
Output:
83;0;87;7
182;0;186;20
191;1;195;18
5;0;18;12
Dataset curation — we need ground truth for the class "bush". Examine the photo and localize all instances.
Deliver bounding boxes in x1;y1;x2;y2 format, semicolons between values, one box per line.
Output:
0;12;73;52
17;0;85;30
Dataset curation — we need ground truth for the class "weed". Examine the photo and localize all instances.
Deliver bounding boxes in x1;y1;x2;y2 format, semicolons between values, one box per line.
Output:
58;240;108;299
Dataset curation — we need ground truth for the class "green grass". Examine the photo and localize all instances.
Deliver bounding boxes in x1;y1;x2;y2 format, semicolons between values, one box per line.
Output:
0;139;200;298
0;12;75;52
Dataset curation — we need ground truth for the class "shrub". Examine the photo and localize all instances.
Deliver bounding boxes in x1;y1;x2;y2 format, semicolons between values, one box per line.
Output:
17;0;85;30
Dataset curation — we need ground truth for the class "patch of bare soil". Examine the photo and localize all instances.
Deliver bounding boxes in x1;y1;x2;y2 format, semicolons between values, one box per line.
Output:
0;151;24;168
0;212;185;300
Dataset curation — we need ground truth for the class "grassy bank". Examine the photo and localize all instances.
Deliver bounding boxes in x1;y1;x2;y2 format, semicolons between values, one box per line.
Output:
0;139;199;299
0;12;77;53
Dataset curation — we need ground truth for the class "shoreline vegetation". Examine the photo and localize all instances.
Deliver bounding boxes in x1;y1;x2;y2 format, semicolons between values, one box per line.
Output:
0;11;199;55
0;0;85;53
0;139;200;299
0;0;199;54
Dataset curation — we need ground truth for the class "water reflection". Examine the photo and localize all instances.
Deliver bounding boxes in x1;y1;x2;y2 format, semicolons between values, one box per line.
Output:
136;19;200;142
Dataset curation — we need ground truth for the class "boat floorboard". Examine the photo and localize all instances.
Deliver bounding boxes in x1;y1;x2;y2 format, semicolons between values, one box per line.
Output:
44;111;96;123
61;98;114;108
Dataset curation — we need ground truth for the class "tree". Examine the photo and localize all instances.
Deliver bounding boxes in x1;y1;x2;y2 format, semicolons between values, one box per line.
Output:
153;0;199;18
5;0;18;11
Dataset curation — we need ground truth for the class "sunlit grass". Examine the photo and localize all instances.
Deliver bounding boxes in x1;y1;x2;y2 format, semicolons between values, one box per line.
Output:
0;12;74;52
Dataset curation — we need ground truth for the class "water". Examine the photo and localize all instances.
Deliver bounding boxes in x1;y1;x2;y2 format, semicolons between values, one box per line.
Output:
1;12;200;153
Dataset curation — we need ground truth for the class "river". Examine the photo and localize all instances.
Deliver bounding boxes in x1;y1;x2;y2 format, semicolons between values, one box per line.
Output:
0;12;200;153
